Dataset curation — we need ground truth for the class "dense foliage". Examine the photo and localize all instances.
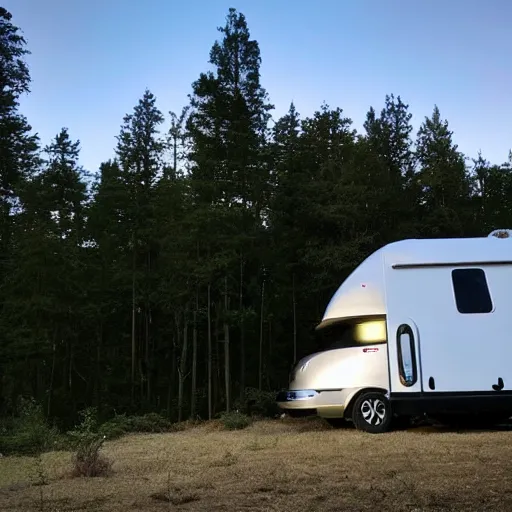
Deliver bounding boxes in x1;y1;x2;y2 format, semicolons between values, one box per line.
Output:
1;7;511;428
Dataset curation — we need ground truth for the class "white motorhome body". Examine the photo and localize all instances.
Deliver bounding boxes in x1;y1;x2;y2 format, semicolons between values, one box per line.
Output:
276;235;512;433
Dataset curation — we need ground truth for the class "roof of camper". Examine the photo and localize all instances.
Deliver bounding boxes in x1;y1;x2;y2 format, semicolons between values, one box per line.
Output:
319;235;512;327
381;235;512;267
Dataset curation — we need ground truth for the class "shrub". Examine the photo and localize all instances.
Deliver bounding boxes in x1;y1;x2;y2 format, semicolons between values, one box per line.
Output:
220;411;252;430
68;407;112;478
235;387;280;418
98;412;174;440
129;412;174;433
70;435;112;478
0;397;60;455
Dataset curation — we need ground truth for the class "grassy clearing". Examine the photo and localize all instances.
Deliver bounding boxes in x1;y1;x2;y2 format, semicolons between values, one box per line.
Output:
1;417;512;511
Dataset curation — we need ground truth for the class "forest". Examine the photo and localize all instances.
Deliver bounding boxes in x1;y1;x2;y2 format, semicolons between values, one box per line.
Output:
1;6;511;428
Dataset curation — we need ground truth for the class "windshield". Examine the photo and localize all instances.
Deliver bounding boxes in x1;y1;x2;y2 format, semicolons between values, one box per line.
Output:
316;317;387;351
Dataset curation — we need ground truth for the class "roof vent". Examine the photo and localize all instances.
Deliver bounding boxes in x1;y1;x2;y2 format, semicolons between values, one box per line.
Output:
488;229;512;239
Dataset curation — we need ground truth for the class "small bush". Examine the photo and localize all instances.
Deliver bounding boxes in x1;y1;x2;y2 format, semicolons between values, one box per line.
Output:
70;436;112;478
129;412;174;432
98;412;174;440
235;388;280;418
68;408;112;478
220;411;252;430
0;397;60;455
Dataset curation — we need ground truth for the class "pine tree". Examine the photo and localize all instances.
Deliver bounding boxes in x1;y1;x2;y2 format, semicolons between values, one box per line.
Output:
471;152;512;233
0;8;40;412
187;8;273;411
2;128;88;416
187;7;273;209
363;94;418;242
85;159;134;411
116;89;165;406
415;105;472;236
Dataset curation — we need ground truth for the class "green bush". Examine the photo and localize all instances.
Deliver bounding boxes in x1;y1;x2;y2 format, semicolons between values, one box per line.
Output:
98;412;174;440
237;387;280;418
0;397;60;455
220;411;252;430
129;412;174;432
67;407;113;478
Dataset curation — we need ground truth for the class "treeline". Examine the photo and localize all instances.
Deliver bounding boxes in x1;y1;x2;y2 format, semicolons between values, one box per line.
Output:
1;7;511;427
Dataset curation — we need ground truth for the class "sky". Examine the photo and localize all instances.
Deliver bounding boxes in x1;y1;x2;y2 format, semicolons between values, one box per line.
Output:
5;0;512;175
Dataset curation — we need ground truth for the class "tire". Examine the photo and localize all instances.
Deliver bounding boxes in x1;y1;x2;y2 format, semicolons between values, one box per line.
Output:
352;391;392;433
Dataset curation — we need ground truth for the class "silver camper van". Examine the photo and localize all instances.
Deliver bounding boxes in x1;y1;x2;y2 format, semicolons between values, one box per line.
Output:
276;233;512;433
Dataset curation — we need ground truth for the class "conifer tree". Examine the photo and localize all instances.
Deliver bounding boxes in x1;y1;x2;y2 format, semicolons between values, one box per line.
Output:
187;8;273;410
116;89;165;405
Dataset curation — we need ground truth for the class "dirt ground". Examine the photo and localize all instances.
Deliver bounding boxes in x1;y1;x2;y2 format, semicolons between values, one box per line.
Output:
1;417;512;511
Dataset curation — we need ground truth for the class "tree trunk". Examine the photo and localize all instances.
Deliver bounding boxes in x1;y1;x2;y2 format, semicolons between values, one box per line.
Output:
191;289;198;420
145;250;152;405
173;133;177;174
292;273;297;363
178;312;188;423
47;338;56;417
167;334;177;421
239;255;245;403
224;276;230;413
214;305;221;417
259;278;265;391
207;283;212;420
47;331;57;417
94;322;103;410
131;243;136;404
267;317;273;390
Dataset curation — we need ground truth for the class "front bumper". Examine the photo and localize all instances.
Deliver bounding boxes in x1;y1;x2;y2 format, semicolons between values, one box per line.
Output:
276;388;351;418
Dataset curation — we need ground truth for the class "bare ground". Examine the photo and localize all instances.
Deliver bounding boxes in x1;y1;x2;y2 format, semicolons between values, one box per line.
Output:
1;417;512;511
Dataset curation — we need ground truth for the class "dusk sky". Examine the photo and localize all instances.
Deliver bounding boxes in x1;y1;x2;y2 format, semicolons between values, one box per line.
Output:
6;0;512;174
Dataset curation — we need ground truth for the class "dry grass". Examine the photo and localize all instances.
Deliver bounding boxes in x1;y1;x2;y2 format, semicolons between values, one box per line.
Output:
2;417;512;511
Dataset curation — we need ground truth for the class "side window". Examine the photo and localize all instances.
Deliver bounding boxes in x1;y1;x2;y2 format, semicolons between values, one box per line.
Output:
396;324;417;387
451;268;493;314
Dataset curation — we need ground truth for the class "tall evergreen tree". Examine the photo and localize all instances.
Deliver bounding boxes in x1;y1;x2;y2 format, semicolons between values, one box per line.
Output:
0;8;40;413
363;94;418;242
1;128;87;418
116;89;165;406
415;105;472;236
187;8;273;410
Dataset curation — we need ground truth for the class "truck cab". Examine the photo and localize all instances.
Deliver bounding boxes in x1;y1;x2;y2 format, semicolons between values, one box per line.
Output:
276;315;389;426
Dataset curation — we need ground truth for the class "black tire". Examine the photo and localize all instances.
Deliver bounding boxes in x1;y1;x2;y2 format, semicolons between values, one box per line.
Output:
352;391;392;434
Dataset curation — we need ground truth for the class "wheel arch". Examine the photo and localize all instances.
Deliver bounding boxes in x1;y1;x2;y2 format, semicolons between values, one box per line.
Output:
344;387;389;420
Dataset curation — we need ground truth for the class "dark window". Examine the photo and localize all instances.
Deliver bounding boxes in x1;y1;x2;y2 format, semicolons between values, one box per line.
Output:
451;268;493;314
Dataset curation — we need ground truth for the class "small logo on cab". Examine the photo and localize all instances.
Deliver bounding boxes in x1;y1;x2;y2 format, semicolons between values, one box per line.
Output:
363;347;379;353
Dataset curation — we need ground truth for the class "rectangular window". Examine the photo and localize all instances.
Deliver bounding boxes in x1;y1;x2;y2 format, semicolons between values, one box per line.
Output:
451;268;493;314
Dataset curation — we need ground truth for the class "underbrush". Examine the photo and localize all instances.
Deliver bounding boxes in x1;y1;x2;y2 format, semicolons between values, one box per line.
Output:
99;411;176;440
0;397;63;456
67;408;113;478
220;410;252;430
0;388;283;457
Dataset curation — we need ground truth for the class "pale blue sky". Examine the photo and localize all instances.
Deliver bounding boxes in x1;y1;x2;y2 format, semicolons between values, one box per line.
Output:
6;0;512;174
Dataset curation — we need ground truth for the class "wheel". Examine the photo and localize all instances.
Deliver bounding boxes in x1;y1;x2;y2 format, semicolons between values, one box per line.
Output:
352;392;392;433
